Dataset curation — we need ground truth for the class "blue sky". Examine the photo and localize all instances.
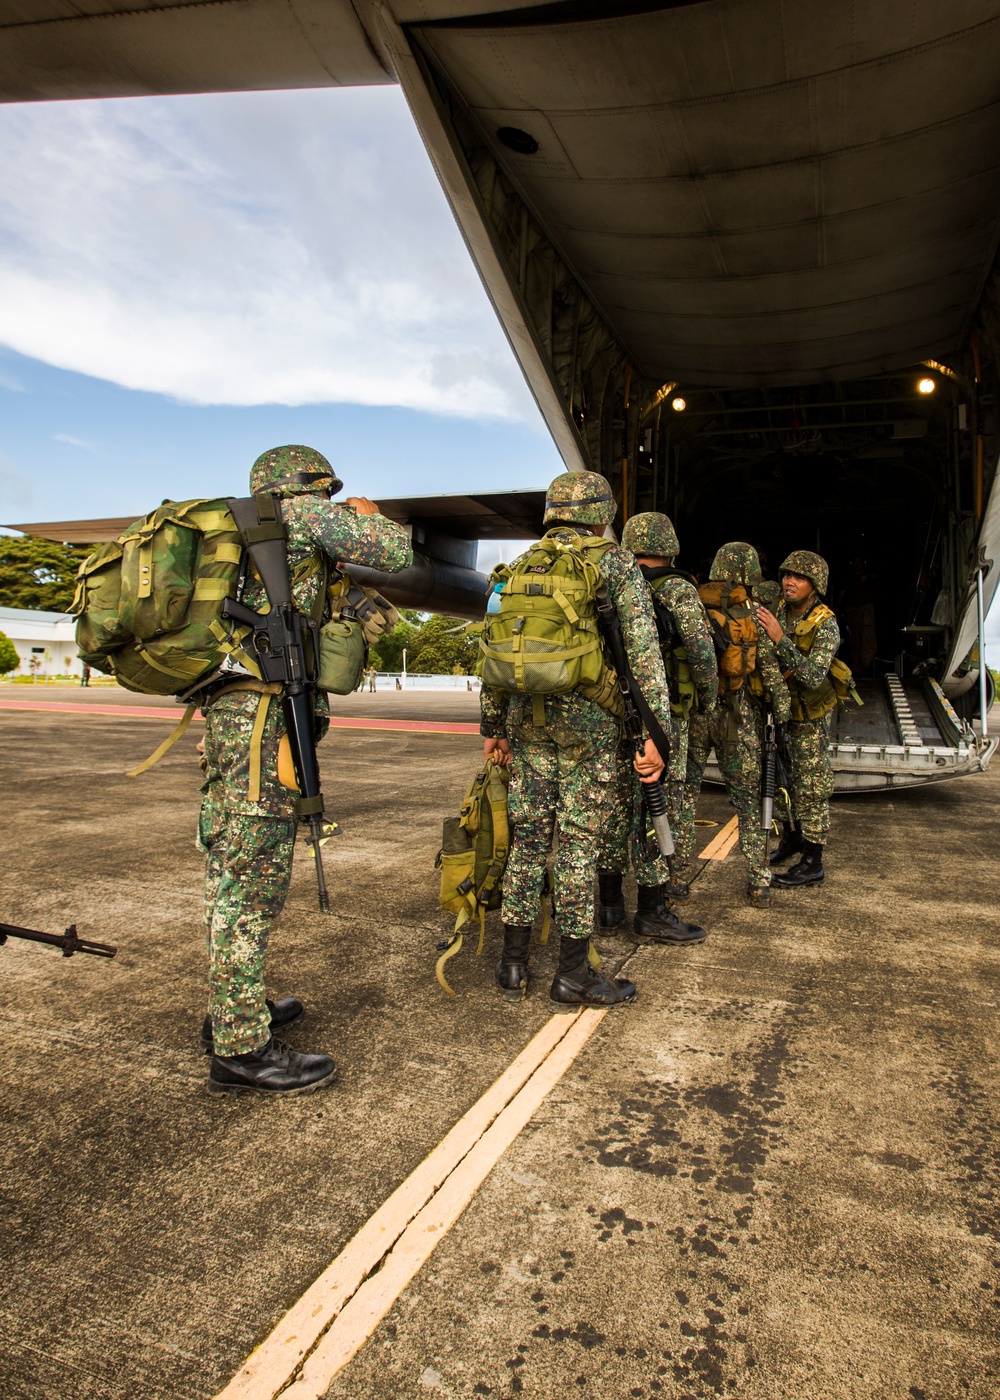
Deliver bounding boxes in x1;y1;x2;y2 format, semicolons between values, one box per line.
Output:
0;86;562;536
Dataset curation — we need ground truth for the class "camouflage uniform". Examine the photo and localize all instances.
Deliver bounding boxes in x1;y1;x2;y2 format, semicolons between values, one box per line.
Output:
773;551;841;846
684;543;790;892
199;448;411;1055
481;506;671;945
598;513;717;889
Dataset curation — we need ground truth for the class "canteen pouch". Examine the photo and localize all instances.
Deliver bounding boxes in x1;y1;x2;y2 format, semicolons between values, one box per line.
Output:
317;617;367;695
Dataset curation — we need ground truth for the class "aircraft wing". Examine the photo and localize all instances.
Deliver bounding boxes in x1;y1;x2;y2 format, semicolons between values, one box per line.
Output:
4;488;546;620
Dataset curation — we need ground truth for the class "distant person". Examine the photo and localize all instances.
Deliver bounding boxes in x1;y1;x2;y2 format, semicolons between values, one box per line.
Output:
395;676;402;691
368;666;377;693
597;510;716;931
80;664;91;687
685;543;790;907
838;556;878;676
197;445;411;1096
755;550;840;888
480;471;671;1008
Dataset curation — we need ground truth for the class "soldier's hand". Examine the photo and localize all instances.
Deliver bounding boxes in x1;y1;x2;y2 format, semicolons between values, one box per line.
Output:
634;737;664;784
753;605;783;643
345;496;380;516
484;737;511;767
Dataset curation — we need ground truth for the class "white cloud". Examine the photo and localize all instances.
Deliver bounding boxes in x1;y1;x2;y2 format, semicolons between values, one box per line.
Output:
0;90;537;422
53;433;99;450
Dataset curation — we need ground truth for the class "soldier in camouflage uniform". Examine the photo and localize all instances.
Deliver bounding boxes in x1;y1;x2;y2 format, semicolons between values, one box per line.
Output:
199;445;412;1095
685;543;791;908
754;549;840;888
596;511;717;937
480;472;673;1008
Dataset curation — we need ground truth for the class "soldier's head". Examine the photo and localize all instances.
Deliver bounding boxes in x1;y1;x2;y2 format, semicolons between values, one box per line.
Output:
250;445;343;500
709;542;762;588
621;511;679;565
542;471;617;531
780;549;828;602
753;579;783;612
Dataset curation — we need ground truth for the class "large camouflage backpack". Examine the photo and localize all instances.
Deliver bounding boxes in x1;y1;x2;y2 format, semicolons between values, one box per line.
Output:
72;499;249;695
477;529;622;716
697;580;759;696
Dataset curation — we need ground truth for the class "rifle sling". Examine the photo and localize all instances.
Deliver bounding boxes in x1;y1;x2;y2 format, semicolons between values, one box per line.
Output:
597;589;672;764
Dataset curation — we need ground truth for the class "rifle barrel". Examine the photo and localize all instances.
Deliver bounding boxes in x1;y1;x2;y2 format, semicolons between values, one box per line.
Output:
0;921;117;958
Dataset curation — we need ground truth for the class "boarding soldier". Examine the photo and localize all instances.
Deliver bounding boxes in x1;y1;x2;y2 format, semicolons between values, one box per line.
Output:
596;511;717;937
685;543;791;908
755;550;840;888
199;445;412;1095
480;472;672;1008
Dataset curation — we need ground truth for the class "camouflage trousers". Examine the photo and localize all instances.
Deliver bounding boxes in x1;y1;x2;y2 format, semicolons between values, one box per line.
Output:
502;696;619;940
777;715;834;845
596;711;692;888
198;689;300;1056
687;696;770;890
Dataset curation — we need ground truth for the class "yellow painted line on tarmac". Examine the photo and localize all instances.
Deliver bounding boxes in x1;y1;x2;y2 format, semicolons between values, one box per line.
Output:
216;1008;607;1400
699;815;740;860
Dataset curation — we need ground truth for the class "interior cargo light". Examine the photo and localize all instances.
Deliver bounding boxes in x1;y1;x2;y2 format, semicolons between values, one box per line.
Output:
917;377;936;395
671;396;687;412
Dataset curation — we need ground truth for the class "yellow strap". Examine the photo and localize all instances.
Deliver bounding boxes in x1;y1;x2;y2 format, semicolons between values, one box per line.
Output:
247;691;272;803
435;931;465;997
531;694;546;727
539;899;551;946
126;704;197;778
192;577;235;601
550;587;580;625
136;538;154;599
184;508;234;532
202;541;243;565
587;940;602;971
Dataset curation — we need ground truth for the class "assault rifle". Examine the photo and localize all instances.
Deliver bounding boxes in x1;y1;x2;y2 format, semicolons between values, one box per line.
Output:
760;705;789;847
596;587;674;858
1;920;117;958
221;492;330;913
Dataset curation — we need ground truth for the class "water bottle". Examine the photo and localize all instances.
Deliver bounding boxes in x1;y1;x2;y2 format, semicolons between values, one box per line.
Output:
486;582;505;615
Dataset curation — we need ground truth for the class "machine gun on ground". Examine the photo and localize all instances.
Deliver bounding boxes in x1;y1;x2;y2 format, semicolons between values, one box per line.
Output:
1;921;117;958
222;492;330;913
596;586;674;858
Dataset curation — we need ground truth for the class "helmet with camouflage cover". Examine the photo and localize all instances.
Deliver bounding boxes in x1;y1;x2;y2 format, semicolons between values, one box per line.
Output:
543;470;617;528
709;542;762;588
621;511;679;560
250;445;343;499
780;549;829;596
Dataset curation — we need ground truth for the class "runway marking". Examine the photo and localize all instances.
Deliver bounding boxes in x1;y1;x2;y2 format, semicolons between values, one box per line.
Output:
0;700;479;735
215;1009;607;1400
699;815;740;860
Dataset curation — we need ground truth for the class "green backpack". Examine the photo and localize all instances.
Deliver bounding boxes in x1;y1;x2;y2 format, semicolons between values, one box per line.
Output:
477;529;622;716
72;498;249;696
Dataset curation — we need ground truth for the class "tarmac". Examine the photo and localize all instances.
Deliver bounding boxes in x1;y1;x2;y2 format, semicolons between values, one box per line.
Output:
0;686;997;1400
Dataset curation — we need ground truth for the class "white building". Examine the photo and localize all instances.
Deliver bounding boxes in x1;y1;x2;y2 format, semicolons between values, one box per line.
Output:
0;606;82;679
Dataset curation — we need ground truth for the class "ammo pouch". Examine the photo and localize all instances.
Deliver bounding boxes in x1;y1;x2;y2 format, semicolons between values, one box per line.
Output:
317;571;399;695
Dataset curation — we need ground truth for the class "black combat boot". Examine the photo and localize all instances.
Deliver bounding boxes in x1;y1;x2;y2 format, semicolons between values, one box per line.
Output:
633;884;707;943
597;868;626;928
550;936;637;1008
495;924;532;1002
772;841;825;888
768;821;803;866
207;1037;337;1096
201;996;305;1054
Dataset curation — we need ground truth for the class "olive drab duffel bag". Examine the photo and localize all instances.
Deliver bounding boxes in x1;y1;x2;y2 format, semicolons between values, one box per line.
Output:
434;758;517;995
476;529;622;718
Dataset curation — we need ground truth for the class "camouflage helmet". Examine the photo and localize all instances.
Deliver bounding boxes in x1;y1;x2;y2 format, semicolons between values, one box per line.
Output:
621;511;679;560
250;445;342;499
543;470;616;528
752;579;783;611
780;549;829;596
709;542;762;588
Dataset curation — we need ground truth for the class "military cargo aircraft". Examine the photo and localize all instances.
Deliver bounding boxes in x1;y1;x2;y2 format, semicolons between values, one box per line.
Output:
2;0;998;790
